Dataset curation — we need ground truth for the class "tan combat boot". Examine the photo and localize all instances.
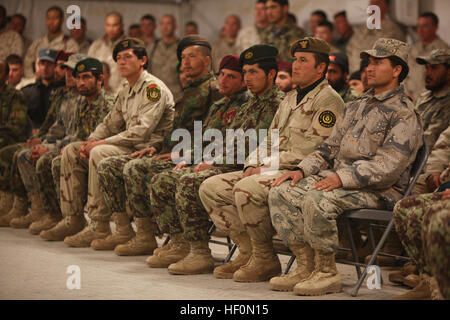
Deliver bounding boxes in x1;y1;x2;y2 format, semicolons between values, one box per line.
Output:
389;262;418;284
10;193;45;228
167;240;214;275
91;212;135;250
392;273;432;300
293;250;342;296
213;231;252;279
0;191;14;217
40;215;86;241
146;233;189;267
114;217;157;256
403;273;421;288
269;242;315;291
232;239;281;282
64;220;111;247
153;238;173;256
0;195;28;227
29;212;62;235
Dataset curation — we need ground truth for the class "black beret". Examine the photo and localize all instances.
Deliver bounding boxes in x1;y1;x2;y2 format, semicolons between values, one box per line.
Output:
113;38;146;62
239;44;278;68
73;58;103;77
177;35;212;61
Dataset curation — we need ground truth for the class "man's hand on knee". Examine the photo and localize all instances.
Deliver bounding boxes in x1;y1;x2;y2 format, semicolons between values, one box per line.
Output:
272;169;304;187
313;173;343;192
80;139;105;159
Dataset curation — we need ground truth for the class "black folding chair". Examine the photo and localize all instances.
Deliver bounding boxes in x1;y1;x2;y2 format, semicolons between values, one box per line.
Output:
341;138;428;296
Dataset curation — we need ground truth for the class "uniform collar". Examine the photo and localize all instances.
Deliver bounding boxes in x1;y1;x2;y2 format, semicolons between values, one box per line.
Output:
250;85;279;103
366;85;405;102
294;78;328;107
47;32;64;43
128;70;150;95
187;71;214;88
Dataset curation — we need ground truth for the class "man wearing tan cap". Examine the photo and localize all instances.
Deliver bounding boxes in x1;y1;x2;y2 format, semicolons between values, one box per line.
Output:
268;38;423;296
200;37;344;283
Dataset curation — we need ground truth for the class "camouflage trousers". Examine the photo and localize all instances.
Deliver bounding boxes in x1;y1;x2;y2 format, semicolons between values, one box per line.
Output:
199;169;288;243
0;143;27;195
35;151;61;215
149;166;235;241
60;141;133;221
17;147;41;195
97;156;174;219
51;155;62;201
422;197;450;299
268;175;387;254
393;192;445;274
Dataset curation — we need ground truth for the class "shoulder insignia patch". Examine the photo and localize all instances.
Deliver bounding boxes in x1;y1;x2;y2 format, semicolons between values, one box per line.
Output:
318;110;336;128
146;84;161;102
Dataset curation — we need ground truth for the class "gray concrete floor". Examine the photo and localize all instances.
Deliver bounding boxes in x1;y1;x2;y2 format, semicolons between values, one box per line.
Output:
0;226;409;300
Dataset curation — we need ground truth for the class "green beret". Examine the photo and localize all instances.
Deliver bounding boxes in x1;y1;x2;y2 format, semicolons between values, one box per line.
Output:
73;58;103;77
239;44;278;68
113;38;146;61
177;35;212;61
290;37;330;57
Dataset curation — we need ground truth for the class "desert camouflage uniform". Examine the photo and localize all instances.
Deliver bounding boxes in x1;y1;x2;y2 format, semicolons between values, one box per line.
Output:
59;71;174;222
268;85;423;252
212;39;241;74
236;25;267;52
261;21;306;62
0;85;29;193
24;33;80;78
87;35;127;94
150;87;280;241
34;89;113;216
200;79;344;243
0;27;24;61
97;72;220;222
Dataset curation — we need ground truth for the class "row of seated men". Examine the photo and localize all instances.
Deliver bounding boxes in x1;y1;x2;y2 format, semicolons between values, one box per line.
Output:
0;33;448;299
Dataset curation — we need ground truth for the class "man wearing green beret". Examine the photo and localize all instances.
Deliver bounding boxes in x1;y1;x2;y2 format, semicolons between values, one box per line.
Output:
69;35;219;253
200;38;345;282
268;38;423;296
41;38;175;247
33;57;114;236
146;47;284;275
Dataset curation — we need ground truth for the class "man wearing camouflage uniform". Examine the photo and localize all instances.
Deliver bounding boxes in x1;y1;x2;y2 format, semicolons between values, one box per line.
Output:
261;0;305;62
326;53;359;103
0;61;29;222
235;0;269;52
0;5;24;61
267;38;423;296
40;38;175;247
200;38;345;282
392;125;450;300
148;47;283;275
7;54;84;230
93;35;220;255
31;57;113;236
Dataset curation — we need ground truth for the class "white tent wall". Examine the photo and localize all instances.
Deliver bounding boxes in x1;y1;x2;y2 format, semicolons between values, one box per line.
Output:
0;0;448;49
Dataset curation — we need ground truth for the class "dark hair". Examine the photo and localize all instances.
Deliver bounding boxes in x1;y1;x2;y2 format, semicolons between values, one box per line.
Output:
141;14;156;23
185;21;198;28
101;62;110;74
255;59;278;83
0;5;6;18
129;24;140;30
313;53;330;75
106;12;123;24
287;13;297;24
334;10;346;19
271;0;289;7
46;6;64;19
317;20;333;32
6;54;23;66
420;12;439;26
388;56;409;83
80;17;86;26
257;0;267;3
311;10;327;21
1;61;10;76
132;47;149;70
11;13;26;27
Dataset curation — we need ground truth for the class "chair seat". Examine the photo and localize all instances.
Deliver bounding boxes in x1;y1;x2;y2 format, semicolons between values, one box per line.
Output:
345;209;393;222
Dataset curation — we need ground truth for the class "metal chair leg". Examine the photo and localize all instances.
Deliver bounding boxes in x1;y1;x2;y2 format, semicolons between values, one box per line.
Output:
284;255;296;274
345;217;361;279
223;244;237;263
351;219;395;297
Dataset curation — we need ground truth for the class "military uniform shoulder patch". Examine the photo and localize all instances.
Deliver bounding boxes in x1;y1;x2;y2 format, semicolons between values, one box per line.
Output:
146;84;161;102
318;110;336;128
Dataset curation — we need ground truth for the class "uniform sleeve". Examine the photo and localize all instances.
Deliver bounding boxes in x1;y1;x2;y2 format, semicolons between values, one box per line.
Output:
1;91;29;143
89;94;125;141
104;89;170;148
425;126;450;175
423;104;450;150
335;110;423;189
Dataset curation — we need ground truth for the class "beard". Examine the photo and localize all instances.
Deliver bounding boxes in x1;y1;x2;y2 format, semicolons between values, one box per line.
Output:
425;75;447;92
329;78;346;92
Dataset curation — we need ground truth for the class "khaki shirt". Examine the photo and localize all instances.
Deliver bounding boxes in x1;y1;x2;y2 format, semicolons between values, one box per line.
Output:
415;86;450;149
236;25;266;52
404;37;449;100
347;16;406;73
76;37;92;54
90;70;175;151
212;38;241;74
425;125;450;185
24;33;80;78
246;79;345;170
299;86;423;203
0;27;24;61
150;39;182;100
87;34;127;94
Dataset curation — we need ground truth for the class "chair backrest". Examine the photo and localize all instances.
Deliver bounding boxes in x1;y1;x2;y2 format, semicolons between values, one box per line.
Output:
403;136;429;198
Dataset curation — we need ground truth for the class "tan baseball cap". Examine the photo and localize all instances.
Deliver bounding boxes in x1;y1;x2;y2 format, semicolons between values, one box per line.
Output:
416;48;450;65
360;38;410;66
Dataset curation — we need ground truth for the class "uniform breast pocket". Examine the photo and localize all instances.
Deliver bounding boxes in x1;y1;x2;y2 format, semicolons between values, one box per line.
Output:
358;121;388;157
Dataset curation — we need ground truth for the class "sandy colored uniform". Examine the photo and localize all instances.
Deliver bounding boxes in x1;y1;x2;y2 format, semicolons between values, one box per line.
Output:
212;39;240;74
268;86;423;252
0;27;24;61
59;71;174;222
200;79;345;242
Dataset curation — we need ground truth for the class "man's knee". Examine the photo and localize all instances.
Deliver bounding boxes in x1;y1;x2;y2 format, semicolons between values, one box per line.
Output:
233;175;266;205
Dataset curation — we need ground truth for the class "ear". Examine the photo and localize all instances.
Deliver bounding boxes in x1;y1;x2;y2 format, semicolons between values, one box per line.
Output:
268;69;277;82
392;64;402;80
141;55;148;68
204;55;212;68
316;62;326;76
98;74;104;83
